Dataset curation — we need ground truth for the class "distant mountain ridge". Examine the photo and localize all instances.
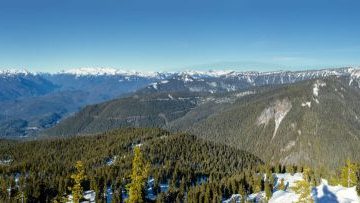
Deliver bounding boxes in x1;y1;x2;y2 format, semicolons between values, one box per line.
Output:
45;76;360;169
1;66;360;137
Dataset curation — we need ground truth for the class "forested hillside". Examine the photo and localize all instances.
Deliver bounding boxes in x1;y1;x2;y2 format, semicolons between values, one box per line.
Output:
43;92;204;136
182;77;360;169
0;128;262;202
44;76;360;170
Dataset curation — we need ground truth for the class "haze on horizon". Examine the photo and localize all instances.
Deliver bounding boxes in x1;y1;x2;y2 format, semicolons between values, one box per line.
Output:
1;0;360;72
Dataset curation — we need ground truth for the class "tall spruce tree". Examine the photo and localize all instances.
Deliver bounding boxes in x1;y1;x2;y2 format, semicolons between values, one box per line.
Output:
264;180;272;200
127;147;150;203
69;161;86;203
291;167;313;203
340;159;357;187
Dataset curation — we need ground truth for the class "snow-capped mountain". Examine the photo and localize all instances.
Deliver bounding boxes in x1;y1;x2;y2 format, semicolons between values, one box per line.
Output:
141;67;360;94
1;66;360;137
58;67;164;78
0;68;31;76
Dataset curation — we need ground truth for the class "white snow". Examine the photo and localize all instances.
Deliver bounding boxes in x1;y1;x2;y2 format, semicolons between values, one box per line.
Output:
313;80;326;103
181;74;194;82
150;82;158;89
61;67;160;78
207;81;218;87
168;94;174;100
301;101;311;108
234;90;256;98
269;174;360;203
0;159;12;165
223;192;265;202
313;179;359;203
257;99;292;139
0;69;30;76
225;173;360;203
270;190;299;203
67;190;96;203
223;194;242;203
106;156;118;166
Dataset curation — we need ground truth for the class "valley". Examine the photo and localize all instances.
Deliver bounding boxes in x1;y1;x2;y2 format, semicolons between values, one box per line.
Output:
1;67;360;202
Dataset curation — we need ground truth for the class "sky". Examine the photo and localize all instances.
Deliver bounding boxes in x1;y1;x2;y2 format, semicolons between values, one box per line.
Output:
0;0;360;72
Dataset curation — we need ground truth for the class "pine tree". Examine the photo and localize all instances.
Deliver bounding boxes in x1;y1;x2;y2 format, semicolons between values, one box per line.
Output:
111;188;121;203
0;176;7;200
90;178;100;201
278;178;285;191
127;147;150;203
264;180;272;200
340;159;357;187
252;174;261;193
16;175;27;203
69;161;86;203
156;193;165;203
291;167;313;203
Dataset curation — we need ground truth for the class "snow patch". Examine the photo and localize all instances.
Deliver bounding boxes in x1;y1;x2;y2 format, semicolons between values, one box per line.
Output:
0;158;12;165
207;81;218;87
234;90;256;98
268;174;360;203
257;98;292;139
0;69;30;76
313;80;326;103
301;101;311;108
150;82;158;89
106;156;118;166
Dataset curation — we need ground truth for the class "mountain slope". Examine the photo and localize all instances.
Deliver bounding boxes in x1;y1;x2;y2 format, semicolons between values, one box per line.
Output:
43;92;203;136
0;70;57;102
0;128;262;201
3;67;359;137
179;77;360;169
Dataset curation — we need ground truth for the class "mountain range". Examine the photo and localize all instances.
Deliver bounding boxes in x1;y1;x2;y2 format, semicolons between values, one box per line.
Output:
1;67;360;138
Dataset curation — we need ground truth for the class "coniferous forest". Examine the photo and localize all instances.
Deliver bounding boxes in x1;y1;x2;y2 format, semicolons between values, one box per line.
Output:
1;127;360;202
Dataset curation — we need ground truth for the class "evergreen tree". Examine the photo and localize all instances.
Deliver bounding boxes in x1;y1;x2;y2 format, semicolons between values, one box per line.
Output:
111;188;121;203
291;167;313;203
264;180;272;200
69;161;86;203
278;178;285;191
156;193;165;203
340;159;357;187
127;147;150;203
252;174;261;193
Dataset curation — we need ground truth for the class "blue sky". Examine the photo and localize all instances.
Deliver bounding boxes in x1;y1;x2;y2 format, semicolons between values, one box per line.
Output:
0;0;360;72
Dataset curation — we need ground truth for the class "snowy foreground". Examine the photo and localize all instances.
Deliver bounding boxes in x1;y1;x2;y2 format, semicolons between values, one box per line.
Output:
224;173;360;203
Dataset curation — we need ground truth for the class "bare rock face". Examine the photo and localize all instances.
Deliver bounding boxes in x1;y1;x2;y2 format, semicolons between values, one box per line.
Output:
257;98;292;139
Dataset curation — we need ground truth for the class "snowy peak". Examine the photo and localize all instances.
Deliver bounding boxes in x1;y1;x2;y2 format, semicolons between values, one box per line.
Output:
59;67;162;78
0;69;31;76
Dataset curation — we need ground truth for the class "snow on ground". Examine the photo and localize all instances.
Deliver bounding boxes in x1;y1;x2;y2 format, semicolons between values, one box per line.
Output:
257;98;292;139
225;173;360;203
312;179;359;203
270;190;299;202
0;158;12;165
67;190;96;203
313;80;326;103
223;192;265;203
301;101;311;108
150;82;158;89
106;156;118;166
